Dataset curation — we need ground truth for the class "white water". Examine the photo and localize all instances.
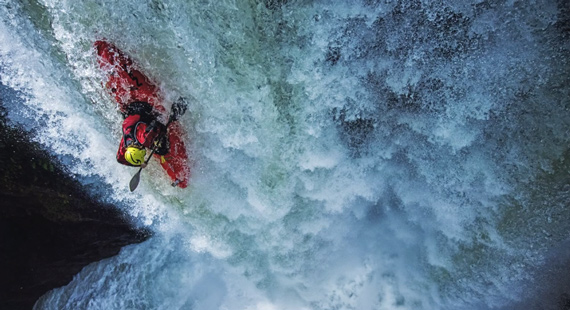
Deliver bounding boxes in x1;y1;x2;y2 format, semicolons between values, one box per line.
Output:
1;0;569;309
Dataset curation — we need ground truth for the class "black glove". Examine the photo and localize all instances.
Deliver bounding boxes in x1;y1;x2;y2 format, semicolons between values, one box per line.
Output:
154;134;170;155
171;97;188;121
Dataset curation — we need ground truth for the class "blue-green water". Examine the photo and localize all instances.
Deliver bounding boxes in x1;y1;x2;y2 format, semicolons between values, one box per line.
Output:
1;0;569;309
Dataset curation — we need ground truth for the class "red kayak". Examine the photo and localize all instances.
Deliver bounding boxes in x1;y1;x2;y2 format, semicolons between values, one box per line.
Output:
94;40;190;188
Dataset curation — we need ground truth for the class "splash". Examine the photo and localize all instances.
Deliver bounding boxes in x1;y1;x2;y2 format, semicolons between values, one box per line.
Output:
1;0;569;309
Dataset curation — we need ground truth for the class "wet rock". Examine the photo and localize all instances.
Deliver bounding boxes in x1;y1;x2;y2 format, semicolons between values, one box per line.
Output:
0;107;150;310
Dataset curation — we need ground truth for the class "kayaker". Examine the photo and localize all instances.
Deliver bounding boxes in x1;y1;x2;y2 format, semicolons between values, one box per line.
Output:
117;99;186;167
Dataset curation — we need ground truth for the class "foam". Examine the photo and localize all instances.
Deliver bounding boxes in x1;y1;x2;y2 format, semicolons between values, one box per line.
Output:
2;1;568;309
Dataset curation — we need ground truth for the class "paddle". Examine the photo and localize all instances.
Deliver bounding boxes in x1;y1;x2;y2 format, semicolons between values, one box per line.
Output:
128;97;187;192
129;146;157;192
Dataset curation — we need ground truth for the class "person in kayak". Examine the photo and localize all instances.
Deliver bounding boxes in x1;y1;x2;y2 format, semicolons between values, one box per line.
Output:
117;99;187;167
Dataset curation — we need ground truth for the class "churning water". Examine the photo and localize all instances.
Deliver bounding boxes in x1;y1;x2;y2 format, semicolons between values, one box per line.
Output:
1;0;569;309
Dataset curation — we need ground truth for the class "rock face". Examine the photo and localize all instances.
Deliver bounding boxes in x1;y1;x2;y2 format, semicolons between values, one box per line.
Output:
0;107;150;310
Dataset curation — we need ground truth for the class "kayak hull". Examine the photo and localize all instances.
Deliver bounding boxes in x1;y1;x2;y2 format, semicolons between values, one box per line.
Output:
95;40;190;188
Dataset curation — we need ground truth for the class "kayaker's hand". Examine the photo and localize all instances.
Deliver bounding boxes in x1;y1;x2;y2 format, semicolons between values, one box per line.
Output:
154;135;170;155
171;97;188;121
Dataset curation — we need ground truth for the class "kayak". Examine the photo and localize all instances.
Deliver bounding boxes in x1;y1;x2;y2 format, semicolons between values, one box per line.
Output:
94;40;190;188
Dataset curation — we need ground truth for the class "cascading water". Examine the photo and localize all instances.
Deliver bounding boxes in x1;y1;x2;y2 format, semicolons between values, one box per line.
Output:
1;0;569;309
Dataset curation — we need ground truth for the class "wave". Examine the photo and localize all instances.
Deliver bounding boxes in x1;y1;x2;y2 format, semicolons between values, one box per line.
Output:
1;0;569;309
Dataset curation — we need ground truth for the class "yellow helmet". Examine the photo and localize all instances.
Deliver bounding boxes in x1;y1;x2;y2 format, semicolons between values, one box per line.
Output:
125;145;146;166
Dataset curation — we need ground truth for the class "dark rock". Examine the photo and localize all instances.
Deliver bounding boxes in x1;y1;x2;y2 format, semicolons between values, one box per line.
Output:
0;106;151;310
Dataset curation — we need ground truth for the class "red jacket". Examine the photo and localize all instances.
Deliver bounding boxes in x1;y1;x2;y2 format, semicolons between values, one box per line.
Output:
116;114;164;166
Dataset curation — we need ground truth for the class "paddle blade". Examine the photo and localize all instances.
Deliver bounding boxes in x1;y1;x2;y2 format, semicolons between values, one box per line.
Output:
129;169;142;192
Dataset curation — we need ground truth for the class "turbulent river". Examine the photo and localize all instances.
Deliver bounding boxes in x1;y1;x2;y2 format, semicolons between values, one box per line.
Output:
1;0;569;309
